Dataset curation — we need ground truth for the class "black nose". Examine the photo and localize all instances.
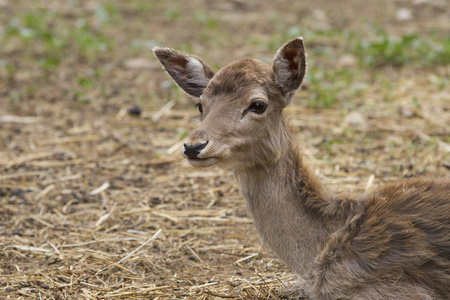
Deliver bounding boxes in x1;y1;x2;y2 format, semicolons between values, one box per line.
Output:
183;142;208;159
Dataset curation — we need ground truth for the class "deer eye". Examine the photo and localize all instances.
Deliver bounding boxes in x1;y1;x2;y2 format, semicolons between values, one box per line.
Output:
248;101;267;114
195;103;203;114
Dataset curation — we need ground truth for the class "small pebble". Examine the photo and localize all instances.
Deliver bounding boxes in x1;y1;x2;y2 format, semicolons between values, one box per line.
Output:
127;106;142;116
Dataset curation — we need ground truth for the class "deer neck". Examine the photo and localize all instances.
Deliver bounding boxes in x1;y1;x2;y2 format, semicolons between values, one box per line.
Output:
235;120;339;275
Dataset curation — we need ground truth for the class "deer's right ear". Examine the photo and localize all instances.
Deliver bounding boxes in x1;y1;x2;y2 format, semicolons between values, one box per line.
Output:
153;47;215;98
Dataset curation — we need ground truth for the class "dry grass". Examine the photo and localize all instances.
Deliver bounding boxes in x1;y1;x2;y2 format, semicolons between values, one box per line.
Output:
0;0;449;299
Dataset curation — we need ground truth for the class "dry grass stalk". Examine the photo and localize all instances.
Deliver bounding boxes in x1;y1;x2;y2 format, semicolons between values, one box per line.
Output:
0;115;43;123
90;182;110;195
96;229;162;275
39;135;100;146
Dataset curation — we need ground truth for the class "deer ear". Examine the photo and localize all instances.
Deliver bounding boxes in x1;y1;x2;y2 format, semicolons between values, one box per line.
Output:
153;47;215;98
273;37;307;105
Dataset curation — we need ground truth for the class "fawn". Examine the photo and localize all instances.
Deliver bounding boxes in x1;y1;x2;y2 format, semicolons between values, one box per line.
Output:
154;38;450;299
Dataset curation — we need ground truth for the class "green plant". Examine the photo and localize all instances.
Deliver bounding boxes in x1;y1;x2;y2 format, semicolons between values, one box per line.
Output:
71;19;113;63
165;6;181;22
319;138;345;154
305;68;360;108
354;29;450;67
94;3;119;25
195;10;218;29
8;91;22;104
5;12;66;70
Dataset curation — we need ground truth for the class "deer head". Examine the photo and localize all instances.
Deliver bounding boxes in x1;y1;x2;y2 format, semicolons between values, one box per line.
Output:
153;38;306;170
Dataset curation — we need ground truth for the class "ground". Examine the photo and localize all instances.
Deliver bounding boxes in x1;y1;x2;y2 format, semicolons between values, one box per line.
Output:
0;0;449;299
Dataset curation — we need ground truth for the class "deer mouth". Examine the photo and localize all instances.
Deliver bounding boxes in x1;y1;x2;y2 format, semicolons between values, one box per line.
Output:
187;157;219;167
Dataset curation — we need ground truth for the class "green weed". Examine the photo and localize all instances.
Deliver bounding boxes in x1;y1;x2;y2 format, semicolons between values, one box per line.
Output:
178;130;189;139
195;10;218;29
319;138;345;154
353;29;450;67
78;76;94;89
71;19;113;63
429;74;449;90
305;68;361;108
94;3;119;25
165;6;181;22
2;8;114;71
5;12;66;70
8;91;22;104
0;60;16;83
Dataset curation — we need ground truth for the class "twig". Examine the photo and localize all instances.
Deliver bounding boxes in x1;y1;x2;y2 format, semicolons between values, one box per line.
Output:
167;140;184;155
35;184;55;201
0;171;44;180
364;174;375;193
4;152;54;167
96;229;162;274
151;210;179;223
95;202;117;227
115;229;162;264
189;281;218;290
90;182;110;195
152;100;175;123
31;216;55;229
12;245;52;253
0;115;42;123
235;253;258;264
186;245;203;263
42;173;82;185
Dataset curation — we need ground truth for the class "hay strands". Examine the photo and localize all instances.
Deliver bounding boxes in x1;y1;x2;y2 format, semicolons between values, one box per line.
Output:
96;229;162;275
0;115;42;123
90;182;110;196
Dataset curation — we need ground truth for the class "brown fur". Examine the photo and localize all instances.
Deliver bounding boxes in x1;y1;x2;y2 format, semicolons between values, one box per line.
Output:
154;38;450;299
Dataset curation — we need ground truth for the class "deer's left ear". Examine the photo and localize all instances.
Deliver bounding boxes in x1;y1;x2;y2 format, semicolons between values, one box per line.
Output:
153;47;215;98
272;37;307;105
